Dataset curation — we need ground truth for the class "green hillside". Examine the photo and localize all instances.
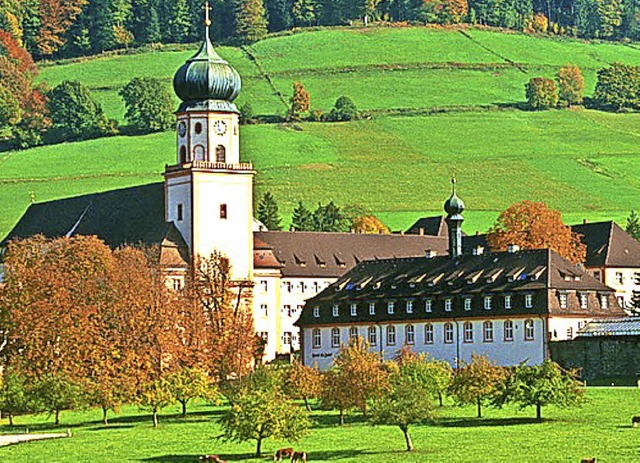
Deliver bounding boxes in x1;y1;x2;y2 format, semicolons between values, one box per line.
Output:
1;26;638;239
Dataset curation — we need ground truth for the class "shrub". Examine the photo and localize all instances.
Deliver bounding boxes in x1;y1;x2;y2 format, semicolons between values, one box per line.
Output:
119;77;173;133
525;77;558;110
239;102;256;124
329;96;358;121
592;63;640;112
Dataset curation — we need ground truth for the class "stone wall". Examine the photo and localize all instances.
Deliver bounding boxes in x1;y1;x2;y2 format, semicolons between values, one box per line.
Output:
550;336;640;386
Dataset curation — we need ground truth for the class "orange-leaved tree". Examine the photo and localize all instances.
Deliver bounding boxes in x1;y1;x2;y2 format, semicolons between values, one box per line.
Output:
487;200;586;264
352;215;390;234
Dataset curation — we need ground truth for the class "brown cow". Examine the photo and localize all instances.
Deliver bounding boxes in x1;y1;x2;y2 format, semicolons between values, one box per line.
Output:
274;448;294;461
580;458;596;463
632;416;640;428
291;451;307;463
199;456;226;463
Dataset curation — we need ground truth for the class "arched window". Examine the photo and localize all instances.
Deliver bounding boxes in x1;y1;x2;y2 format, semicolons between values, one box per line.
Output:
504;320;514;341
349;326;358;341
463;322;473;343
331;328;340;347
444;322;454;344
312;328;321;348
216;145;226;163
483;321;494;342
179;145;187;163
195;122;203;134
424;324;434;344
405;325;415;344
193;144;205;161
368;326;377;346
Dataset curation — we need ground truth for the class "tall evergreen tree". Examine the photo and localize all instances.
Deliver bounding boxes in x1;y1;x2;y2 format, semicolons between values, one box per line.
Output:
256;191;283;230
131;0;162;45
312;201;349;232
291;201;313;231
265;0;293;31
159;0;191;43
626;210;640;241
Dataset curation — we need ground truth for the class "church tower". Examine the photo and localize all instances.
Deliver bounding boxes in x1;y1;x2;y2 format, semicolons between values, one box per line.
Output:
164;3;255;282
444;178;465;259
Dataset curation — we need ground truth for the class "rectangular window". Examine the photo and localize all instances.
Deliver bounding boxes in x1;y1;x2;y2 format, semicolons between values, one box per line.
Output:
283;332;292;345
172;278;182;291
504;295;512;309
444;299;452;312
349;327;358;340
312;329;321;348
259;331;268;343
260;304;268;317
220;203;227;219
313;306;320;318
332;304;339;317
312;281;320;293
525;294;533;308
368;326;377;346
331;328;340;347
425;299;433;312
424;324;434;344
444;323;454;344
284;281;292;293
350;303;357;316
387;301;395;314
463;323;473;343
406;300;414;314
580;293;588;309
616;272;624;285
177;204;183;221
566;327;573;339
387;326;396;345
369;302;375;315
405;325;415;344
525;320;535;340
283;304;292;317
484;296;492;310
298;281;306;293
504;320;514;341
260;280;268;292
635;272;640;285
600;295;608;309
483;321;494;342
559;293;568;309
464;298;472;311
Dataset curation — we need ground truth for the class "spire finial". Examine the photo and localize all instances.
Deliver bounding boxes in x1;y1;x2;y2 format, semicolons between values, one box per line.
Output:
204;1;212;40
451;176;456;193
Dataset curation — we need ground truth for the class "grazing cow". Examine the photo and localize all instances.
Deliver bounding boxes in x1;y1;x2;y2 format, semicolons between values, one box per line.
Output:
291;451;307;463
580;458;596;463
199;455;226;463
274;448;294;461
632;416;640;428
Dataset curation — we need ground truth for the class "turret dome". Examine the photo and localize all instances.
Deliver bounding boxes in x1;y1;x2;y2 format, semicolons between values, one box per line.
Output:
444;178;465;216
173;31;241;108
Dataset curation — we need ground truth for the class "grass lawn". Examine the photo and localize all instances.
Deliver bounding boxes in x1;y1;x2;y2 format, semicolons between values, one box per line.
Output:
0;388;638;462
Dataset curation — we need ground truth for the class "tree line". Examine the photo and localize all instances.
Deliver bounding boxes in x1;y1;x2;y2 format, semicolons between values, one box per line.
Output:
1;0;639;61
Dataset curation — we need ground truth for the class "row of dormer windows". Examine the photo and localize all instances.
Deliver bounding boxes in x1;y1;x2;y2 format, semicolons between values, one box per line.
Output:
311;320;536;349
320;294;536;318
557;291;609;310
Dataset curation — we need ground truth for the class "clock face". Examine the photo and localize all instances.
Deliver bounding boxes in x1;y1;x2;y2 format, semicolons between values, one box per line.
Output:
214;120;227;136
178;121;187;137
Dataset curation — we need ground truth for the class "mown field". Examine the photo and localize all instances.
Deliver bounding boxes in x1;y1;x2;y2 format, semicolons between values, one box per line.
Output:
0;388;638;462
0;26;637;239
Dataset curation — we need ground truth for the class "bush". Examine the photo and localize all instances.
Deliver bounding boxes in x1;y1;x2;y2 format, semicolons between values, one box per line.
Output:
592;63;640;112
119;77;173;133
239;102;256;124
525;77;558;110
309;108;325;121
557;63;585;106
329;96;358;121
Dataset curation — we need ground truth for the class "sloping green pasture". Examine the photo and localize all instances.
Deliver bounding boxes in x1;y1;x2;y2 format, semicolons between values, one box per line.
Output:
0;388;638;462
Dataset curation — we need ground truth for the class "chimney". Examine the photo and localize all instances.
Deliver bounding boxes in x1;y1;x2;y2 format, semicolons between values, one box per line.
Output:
583;219;588;224
473;245;484;256
419;227;424;236
507;244;520;253
425;249;436;259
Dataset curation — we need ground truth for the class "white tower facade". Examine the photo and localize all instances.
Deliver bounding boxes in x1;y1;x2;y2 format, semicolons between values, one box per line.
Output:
164;13;254;282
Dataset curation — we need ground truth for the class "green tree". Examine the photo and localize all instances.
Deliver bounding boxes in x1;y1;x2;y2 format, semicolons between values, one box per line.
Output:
291;201;314;231
525;77;559;110
593;63;640;112
0;370;33;426
220;367;310;456
369;362;436;451
284;360;322;412
167;367;217;417
507;360;585;420
159;0;191;42
0;86;22;130
292;0;318;25
119;77;173;133
239;102;256;124
449;354;507;418
312;201;349;232
626;210;640;241
264;0;293;31
48;80;117;140
396;347;452;406
138;377;175;428
131;0;162;45
557;63;585;106
235;0;268;43
32;374;84;425
329;95;358;121
257;191;283;230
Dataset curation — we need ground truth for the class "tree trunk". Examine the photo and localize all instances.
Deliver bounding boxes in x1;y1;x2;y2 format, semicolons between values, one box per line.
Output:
438;391;443;407
102;407;109;425
303;397;312;412
152;408;158;428
401;425;414;451
8;414;13;426
181;400;187;417
477;398;482;418
256;436;262;457
55;409;60;425
339;408;344;426
536;403;542;420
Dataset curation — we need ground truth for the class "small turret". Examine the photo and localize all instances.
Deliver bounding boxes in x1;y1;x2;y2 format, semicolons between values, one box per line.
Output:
444;178;465;259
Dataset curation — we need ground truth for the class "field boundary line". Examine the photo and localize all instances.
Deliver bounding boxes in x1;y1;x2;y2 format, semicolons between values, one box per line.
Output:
0;173;160;184
241;46;289;111
458;30;528;74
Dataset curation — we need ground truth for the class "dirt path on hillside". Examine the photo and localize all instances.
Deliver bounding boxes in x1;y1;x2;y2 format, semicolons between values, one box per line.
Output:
0;430;71;446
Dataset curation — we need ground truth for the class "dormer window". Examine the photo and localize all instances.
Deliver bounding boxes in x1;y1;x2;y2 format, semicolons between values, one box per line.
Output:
332;304;339;317
464;298;472;311
504;295;511;309
559;293;568;309
387;301;395;314
425;299;433;312
484;296;492;310
369;302;376;315
406;300;414;314
313;307;320;318
444;298;452;312
600;294;608;309
525;294;533;308
580;293;588;309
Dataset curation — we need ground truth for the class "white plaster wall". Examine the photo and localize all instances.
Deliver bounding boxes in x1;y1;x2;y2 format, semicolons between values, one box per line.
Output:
192;172;253;281
548;316;593;341
166;175;192;250
253;272;281;361
604;268;640;311
207;113;240;163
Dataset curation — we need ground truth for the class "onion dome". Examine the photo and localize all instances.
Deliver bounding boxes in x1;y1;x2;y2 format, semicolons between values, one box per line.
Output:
444;178;465;217
173;17;241;107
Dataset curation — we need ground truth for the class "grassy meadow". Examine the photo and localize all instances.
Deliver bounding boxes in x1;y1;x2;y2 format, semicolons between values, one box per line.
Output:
0;26;637;239
0;388;639;462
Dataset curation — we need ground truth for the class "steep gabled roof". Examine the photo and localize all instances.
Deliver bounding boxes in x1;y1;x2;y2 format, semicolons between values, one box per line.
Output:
572;221;640;268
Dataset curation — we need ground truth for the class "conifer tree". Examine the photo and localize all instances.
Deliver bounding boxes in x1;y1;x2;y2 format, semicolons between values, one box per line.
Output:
256;191;283;230
291;201;313;231
626;210;640;241
235;0;268;43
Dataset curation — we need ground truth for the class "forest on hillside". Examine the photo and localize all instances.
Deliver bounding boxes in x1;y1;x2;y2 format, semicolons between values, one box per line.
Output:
0;0;639;61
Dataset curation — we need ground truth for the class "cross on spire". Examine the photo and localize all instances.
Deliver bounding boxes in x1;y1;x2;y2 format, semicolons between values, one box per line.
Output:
204;1;212;26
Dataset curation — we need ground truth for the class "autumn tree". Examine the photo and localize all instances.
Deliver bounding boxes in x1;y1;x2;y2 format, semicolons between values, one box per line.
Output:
284;360;322;412
289;81;310;120
167;367;217;417
235;0;268;43
138;377;175;428
557;63;585;106
448;354;508;418
119;77;173;133
396;346;452;406
220;367;310;457
369;361;437;451
525;77;559;109
257;191;283;230
626;210;640;241
352;215;390;234
487;200;587;264
506;360;585;420
36;0;88;57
